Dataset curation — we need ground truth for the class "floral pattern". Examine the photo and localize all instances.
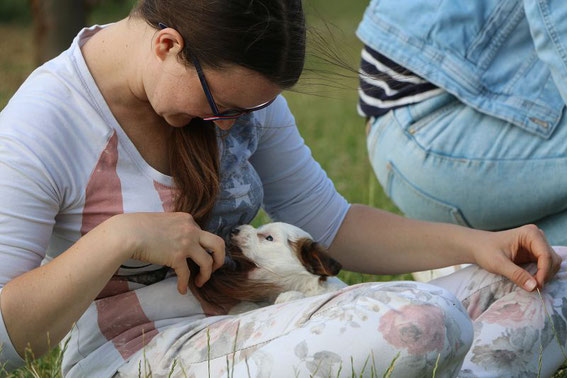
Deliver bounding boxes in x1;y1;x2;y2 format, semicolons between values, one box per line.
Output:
116;281;472;377
433;247;567;377
114;248;567;378
378;304;445;355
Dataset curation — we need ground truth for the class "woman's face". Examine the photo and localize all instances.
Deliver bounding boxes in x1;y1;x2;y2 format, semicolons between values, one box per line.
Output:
147;57;282;130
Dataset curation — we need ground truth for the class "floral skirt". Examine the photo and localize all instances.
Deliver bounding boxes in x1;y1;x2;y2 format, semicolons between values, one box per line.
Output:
115;247;567;378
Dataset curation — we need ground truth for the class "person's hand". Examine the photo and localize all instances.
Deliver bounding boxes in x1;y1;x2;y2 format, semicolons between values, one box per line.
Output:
472;224;562;291
113;212;225;294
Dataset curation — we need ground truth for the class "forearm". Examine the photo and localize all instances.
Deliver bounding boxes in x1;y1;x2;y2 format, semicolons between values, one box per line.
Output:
328;204;481;274
0;216;132;358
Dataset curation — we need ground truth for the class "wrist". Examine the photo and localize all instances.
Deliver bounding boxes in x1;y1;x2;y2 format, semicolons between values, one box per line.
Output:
459;227;491;264
100;214;140;261
435;222;482;265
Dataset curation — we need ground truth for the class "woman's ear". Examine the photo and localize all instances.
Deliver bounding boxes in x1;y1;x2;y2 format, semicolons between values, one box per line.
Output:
296;238;342;276
153;27;184;61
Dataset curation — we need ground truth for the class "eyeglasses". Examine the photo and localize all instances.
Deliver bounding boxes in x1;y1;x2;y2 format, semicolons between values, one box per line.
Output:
159;23;276;122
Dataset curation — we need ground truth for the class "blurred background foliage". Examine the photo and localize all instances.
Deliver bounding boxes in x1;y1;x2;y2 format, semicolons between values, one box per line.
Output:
0;0;31;23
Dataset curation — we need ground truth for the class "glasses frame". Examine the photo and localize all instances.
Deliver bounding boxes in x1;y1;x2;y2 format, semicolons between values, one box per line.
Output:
158;23;276;122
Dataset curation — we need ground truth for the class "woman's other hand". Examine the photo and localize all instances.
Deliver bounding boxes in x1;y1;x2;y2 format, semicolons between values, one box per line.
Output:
473;224;562;292
114;212;225;294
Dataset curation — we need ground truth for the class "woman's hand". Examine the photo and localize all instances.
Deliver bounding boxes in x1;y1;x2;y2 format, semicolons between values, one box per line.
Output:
114;212;225;294
472;224;562;291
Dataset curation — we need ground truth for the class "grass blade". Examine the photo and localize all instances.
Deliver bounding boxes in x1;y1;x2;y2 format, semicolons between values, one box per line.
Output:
537;288;567;360
207;328;211;378
538;344;543;378
383;352;400;378
168;359;178;378
245;356;251;378
232;321;240;378
359;354;370;377
432;353;440;378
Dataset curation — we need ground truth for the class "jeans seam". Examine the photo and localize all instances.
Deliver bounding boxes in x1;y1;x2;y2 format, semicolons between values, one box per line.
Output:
367;113;393;153
466;1;524;71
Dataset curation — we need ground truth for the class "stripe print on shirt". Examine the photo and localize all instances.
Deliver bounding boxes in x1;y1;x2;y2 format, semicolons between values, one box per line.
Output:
358;45;444;118
81;130;170;360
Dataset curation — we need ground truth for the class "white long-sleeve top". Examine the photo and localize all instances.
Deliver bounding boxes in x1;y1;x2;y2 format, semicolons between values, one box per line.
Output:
0;25;349;376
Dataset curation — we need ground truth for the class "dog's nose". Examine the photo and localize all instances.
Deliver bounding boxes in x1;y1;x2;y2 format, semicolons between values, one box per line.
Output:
230;227;240;236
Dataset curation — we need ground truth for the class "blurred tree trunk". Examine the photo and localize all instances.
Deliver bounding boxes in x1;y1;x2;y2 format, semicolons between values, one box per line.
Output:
30;0;87;66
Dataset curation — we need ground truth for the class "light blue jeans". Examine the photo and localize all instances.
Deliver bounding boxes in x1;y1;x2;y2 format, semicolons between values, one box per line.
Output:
367;92;567;244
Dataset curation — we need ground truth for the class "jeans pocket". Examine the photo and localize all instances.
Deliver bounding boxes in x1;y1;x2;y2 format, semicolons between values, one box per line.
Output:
405;93;461;135
385;161;471;227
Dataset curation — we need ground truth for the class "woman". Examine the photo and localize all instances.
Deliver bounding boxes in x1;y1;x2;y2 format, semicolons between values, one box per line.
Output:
0;0;564;376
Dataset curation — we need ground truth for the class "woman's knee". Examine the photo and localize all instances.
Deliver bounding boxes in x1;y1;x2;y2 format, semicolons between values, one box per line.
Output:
341;282;474;373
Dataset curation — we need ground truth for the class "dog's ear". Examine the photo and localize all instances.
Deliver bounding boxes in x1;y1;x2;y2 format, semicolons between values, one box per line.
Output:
295;238;342;276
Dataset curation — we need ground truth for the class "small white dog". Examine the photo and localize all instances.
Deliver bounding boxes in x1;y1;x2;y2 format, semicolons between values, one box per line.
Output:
228;222;346;313
189;222;346;314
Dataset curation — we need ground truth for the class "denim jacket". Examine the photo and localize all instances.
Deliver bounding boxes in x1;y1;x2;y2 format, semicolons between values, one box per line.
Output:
357;0;567;138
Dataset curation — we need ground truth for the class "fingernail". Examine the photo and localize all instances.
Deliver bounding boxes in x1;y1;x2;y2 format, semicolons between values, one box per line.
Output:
525;279;537;291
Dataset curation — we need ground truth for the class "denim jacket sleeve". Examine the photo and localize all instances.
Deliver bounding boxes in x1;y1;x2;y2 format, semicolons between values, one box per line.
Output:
524;0;567;104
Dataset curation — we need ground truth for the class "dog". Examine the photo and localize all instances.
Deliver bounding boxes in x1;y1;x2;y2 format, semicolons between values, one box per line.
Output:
187;222;345;314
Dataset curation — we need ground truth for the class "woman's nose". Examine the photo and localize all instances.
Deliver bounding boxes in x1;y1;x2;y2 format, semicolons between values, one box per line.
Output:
213;118;237;130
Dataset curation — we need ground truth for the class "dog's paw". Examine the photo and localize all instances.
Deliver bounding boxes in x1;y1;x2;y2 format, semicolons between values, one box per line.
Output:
275;291;306;304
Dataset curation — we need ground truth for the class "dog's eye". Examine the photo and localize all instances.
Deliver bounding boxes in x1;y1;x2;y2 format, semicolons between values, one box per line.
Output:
265;235;274;241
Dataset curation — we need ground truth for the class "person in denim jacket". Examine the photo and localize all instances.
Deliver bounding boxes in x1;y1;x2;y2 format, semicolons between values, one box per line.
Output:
356;2;567;374
358;0;567;245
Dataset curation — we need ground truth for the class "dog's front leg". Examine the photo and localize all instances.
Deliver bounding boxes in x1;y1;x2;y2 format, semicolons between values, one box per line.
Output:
275;291;306;304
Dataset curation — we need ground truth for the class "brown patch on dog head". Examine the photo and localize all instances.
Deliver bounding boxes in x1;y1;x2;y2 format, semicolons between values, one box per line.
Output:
294;238;342;276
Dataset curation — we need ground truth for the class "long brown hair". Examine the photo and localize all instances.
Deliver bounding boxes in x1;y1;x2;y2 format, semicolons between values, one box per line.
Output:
187;245;278;313
132;0;306;227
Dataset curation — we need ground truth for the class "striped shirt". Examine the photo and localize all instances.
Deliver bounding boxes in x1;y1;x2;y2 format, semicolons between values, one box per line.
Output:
358;45;445;118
